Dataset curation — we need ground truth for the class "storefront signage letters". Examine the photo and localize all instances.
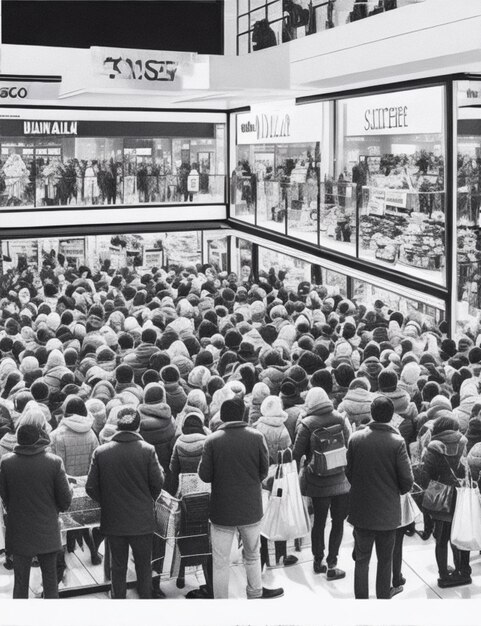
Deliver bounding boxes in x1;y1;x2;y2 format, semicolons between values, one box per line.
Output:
346;87;443;136
385;190;407;208
0;87;27;99
23;121;78;135
0;81;60;101
237;103;320;145
240;114;291;141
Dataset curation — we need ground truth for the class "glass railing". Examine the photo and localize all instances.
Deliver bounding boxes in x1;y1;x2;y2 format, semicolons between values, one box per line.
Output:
237;0;426;54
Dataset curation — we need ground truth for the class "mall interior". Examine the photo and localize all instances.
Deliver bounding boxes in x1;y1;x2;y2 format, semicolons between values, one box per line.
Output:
1;0;481;622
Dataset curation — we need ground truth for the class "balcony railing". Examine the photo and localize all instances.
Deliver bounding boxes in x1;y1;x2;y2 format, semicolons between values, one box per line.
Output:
237;0;425;55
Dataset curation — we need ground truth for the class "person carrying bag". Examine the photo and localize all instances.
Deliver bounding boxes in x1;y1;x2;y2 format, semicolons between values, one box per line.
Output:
450;466;481;552
420;415;472;589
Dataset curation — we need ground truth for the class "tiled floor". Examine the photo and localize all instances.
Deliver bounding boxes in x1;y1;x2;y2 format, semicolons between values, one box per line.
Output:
2;522;481;601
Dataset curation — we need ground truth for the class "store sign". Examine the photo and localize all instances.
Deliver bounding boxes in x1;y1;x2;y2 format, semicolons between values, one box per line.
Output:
8;241;38;265
0;81;60;101
59;238;85;265
385;190;407;208
143;248;163;268
345;87;443;136
366;189;385;216
237;103;321;145
458;81;481;107
90;47;199;90
23;121;77;136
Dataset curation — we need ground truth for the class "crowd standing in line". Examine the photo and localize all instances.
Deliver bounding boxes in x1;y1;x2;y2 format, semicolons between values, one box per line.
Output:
0;253;480;599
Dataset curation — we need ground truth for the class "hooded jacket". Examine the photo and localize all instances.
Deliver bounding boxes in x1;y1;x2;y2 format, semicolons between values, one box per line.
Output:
293;394;351;498
123;342;161;384
252;413;292;464
376;388;417;448
421;429;466;521
50;413;99;476
453;379;480;434
338;387;373;427
358;357;383;392
169;415;208;495
163;381;188;418
0;431;72;556
138;401;176;476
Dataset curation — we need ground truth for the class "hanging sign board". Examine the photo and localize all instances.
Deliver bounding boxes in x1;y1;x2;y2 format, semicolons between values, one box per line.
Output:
236;102;322;145
90;47;208;91
0;79;60;101
59;238;86;266
143;248;163;269
345;86;444;136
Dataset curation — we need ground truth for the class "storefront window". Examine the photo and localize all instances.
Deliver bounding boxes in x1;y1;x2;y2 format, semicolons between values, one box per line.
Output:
207;236;228;272
258;246;311;291
0;112;226;209
234;102;329;245
337;85;446;286
456;80;481;334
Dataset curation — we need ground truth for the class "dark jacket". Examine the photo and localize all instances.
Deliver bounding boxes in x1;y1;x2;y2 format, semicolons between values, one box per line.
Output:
346;422;413;531
85;431;164;536
163;381;188;418
123;343;160;384
198;421;269;526
377;388;417;448
0;433;72;556
293;400;351;498
169;432;207;495
138;402;176;475
420;429;466;521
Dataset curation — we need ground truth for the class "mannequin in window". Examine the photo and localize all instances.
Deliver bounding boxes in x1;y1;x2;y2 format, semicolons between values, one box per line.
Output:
3;148;29;205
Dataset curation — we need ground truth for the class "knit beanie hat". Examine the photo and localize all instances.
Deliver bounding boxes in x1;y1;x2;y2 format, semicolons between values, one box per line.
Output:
143;382;165;405
97;346;116;364
258;367;285;395
188;366;211;390
183;335;201;357
198;319;218;339
64;396;87;417
458;336;474;353
378;369;399;393
363;341;381;360
313;343;330;362
469;347;481;364
220;397;245;422
141;328;157;345
372;327;389;344
14;391;34;414
284;365;309;392
422;381;441;403
297;351;324;376
160;364;180;383
401;362;421;385
371;396;394;423
195;350;214;368
334;363;355;388
172;355;193;380
260;395;287;419
30;379;49;402
259;324;278;345
116;364;134;384
440;339;457;361
3;371;22;398
310;369;333;394
279;379;298;399
225;329;243;350
261;348;289;370
207;376;224;398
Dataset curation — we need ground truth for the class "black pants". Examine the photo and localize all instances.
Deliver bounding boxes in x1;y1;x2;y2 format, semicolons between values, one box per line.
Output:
392;527;405;587
108;534;153;599
260;536;287;568
353;528;396;599
311;493;349;568
13;551;59;599
433;520;471;578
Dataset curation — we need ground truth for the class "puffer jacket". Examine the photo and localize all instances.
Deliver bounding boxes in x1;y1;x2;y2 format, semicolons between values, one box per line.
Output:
421;429;466;521
338;387;373;426
169;432;207;495
50;413;99;476
467;442;481;483
138;402;176;476
376;388;417;448
252;414;292;464
123;342;161;383
358;357;383;392
293;399;351;498
0;431;18;461
43;365;72;393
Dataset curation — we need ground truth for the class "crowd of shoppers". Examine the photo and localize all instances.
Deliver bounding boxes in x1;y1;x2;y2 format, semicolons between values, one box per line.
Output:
0;252;480;599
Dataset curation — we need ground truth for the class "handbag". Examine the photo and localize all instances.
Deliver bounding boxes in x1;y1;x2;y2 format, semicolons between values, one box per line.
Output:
451;468;481;551
422;454;461;516
260;449;310;541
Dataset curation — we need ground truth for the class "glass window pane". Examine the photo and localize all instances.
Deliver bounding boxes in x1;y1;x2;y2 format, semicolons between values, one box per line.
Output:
337;86;446;287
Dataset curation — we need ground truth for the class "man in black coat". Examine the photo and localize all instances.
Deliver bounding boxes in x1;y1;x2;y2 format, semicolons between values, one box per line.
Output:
0;424;72;598
198;397;283;599
86;406;164;599
346;396;413;599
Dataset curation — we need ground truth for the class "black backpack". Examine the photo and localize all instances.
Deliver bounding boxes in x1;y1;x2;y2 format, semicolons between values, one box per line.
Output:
307;423;347;477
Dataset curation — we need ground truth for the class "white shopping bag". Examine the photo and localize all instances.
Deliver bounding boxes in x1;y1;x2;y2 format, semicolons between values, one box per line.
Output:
451;485;481;551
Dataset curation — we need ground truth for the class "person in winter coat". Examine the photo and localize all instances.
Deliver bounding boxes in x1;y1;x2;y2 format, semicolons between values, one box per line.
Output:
169;410;208;496
279;379;305;441
138;382;176;487
337;378;373;428
253;395;297;569
86;406;164;599
420;415;471;588
247;382;270;425
160;364;187;418
453;379;480;434
293;387;351;580
467;441;481;484
0;423;72;598
42;349;71;393
376;370;417;451
198;397;283;600
346;396;413;599
123;328;160;384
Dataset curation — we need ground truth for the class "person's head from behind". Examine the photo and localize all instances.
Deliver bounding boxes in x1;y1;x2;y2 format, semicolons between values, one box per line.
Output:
370;396;394;424
116;405;140;432
220;397;245;423
432;415;459;437
17;401;47;431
